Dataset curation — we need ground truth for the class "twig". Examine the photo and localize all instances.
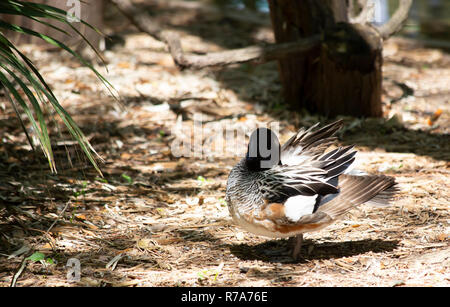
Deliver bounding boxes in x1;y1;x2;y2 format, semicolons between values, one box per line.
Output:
46;201;71;234
10;256;28;287
106;253;129;271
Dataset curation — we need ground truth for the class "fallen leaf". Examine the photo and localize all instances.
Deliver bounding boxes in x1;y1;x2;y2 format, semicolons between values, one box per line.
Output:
118;62;131;69
436;233;448;241
121;153;132;160
40;243;53;250
75;214;87;220
427;108;443;125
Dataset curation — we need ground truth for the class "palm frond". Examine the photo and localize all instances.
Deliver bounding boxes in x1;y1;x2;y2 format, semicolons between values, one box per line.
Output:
0;0;116;175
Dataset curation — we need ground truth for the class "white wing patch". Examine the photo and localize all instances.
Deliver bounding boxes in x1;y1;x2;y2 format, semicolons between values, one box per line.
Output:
284;195;317;222
280;140;311;166
281;151;310;166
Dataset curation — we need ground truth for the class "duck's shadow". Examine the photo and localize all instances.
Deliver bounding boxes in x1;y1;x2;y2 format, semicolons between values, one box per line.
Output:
228;238;400;263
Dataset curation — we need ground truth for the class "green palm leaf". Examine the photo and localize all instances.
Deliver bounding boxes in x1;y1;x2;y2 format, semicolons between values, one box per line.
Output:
0;0;116;175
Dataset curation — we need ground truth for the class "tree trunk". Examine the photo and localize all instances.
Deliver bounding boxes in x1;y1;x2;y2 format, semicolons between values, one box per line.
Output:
3;0;104;50
268;0;383;117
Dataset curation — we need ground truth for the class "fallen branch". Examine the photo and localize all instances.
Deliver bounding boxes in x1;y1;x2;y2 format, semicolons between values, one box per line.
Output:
163;31;321;69
109;0;320;69
375;0;413;39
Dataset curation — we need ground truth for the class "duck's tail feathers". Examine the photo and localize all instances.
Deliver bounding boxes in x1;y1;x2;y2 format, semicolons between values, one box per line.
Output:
316;174;397;219
363;184;400;207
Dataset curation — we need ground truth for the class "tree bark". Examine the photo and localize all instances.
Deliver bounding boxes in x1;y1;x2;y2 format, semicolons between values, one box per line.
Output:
3;0;104;50
268;0;383;117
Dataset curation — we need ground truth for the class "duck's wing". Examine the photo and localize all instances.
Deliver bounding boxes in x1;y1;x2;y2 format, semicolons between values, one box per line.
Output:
261;165;338;202
280;120;343;166
262;144;356;203
261;174;397;233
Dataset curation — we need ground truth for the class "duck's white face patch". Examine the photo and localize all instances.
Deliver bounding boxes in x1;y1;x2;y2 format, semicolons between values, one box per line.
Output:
284;195;318;222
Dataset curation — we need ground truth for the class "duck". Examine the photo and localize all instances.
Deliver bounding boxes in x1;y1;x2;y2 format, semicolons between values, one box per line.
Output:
225;120;397;260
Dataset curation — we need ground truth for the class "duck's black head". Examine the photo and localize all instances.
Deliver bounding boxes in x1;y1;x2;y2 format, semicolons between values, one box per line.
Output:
245;128;281;172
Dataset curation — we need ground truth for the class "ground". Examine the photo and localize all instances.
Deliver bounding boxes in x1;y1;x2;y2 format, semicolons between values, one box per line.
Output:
0;3;449;287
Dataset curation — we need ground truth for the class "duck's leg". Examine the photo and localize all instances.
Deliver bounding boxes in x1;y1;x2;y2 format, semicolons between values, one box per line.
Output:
291;234;303;260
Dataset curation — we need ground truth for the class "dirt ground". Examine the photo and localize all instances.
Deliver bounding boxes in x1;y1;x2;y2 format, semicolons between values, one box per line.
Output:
0;3;449;287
